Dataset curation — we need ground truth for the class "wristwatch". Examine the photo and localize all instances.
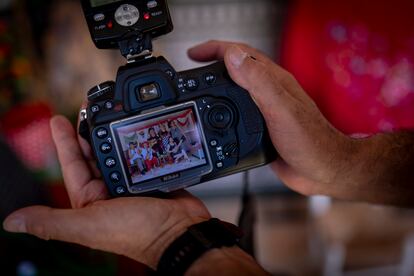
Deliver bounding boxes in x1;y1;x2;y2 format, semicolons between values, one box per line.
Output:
157;218;243;276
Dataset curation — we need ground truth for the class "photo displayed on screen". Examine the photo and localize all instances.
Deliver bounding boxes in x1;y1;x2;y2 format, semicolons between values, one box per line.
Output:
113;108;208;185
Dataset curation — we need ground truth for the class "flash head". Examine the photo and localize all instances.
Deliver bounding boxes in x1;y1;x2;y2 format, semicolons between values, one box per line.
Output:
81;0;173;58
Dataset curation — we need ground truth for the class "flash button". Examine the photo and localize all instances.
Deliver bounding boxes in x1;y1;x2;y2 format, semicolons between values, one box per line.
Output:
147;1;158;9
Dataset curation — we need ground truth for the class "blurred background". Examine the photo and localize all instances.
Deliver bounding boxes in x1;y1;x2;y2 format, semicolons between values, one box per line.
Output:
1;0;414;275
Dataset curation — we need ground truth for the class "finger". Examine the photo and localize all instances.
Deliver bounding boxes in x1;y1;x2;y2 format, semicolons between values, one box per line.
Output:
188;40;271;64
51;116;107;207
222;46;290;117
77;103;101;178
3;206;96;245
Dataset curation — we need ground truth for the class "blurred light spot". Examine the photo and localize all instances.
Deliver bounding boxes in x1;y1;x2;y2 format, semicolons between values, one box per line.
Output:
349;56;366;75
377;119;395;132
17;261;37;276
368;58;389;78
329;24;347;43
381;59;414;107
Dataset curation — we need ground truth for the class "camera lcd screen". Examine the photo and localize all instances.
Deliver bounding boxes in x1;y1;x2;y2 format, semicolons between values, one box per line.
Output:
89;0;122;8
111;105;209;186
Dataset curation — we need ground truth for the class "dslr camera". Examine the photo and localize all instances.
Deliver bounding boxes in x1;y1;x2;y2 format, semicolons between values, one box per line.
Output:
79;0;276;196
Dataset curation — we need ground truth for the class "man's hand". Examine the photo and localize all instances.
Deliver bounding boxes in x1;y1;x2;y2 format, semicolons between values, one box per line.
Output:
189;40;414;206
189;40;353;196
3;116;211;269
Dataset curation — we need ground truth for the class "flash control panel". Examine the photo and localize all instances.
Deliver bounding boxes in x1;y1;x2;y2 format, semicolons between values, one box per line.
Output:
81;0;173;49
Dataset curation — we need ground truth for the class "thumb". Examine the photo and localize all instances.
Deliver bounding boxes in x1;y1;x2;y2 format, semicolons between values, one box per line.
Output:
3;206;96;246
224;46;289;115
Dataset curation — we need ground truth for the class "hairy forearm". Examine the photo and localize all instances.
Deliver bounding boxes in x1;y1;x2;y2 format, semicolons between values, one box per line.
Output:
186;247;270;276
334;132;414;206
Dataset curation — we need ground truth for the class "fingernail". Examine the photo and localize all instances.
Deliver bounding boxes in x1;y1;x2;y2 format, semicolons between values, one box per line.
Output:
3;215;27;233
229;46;248;68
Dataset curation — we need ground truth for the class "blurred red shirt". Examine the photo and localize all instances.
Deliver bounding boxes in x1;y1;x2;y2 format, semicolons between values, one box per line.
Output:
282;0;414;135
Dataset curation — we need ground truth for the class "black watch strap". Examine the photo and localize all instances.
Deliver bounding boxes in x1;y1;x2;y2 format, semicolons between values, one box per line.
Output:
157;218;243;276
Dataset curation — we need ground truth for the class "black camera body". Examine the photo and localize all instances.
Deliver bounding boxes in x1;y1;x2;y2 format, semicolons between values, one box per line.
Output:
80;0;276;196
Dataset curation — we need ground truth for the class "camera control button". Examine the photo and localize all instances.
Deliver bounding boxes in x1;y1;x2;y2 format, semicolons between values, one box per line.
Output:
216;162;224;169
208;104;233;129
115;186;126;195
204;73;217;85
96;128;109;139
93;13;105;22
210;140;218;147
115;4;140;27
184;78;199;91
90;104;100;114
104;101;114;110
110;172;121;183
165;69;175;79
224;142;238;158
105;158;116;168
100;142;112;154
147;0;158;9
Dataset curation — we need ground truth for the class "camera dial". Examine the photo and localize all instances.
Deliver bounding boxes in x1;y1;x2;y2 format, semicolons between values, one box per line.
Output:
115;4;140;27
207;103;234;130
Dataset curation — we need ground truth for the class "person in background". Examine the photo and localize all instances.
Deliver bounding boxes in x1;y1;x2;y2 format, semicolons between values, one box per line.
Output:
168;120;185;144
141;142;159;172
127;142;145;176
167;137;190;164
159;123;171;152
148;127;164;157
137;130;148;146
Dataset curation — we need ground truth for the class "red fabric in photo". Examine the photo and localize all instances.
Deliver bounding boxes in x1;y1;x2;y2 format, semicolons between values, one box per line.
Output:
282;0;414;135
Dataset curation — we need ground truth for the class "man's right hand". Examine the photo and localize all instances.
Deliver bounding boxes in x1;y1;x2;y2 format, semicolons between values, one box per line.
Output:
189;40;414;206
189;40;354;196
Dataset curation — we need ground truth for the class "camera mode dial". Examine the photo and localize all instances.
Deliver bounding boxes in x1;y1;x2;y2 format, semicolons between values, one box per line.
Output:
88;81;115;101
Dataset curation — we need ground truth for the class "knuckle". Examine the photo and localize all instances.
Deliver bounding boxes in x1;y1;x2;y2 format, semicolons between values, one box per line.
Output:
238;42;250;49
28;223;52;240
25;207;57;241
207;39;219;44
283;71;299;85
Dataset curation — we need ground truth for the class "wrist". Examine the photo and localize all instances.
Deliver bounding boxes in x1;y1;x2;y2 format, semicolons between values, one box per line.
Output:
315;130;364;194
141;214;210;269
186;246;269;276
320;132;372;198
